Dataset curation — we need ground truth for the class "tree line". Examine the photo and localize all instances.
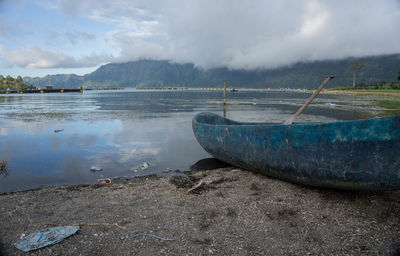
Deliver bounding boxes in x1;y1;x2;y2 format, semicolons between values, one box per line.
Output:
0;75;34;91
347;61;400;90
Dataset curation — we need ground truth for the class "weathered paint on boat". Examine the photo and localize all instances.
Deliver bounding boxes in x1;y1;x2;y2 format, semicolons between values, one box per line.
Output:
192;112;400;190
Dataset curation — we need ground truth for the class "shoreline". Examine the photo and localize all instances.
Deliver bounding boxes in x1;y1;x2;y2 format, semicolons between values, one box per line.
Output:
1;167;400;255
322;90;400;97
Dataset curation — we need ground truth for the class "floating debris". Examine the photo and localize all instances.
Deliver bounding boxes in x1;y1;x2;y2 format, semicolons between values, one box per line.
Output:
54;129;64;133
141;162;150;170
129;162;151;172
325;103;336;108
14;226;80;252
90;166;103;172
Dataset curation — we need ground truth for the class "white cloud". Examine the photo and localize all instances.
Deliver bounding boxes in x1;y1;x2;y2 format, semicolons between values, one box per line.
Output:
0;45;112;69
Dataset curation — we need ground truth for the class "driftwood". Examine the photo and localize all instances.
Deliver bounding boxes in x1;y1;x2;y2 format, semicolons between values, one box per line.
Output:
187;176;224;193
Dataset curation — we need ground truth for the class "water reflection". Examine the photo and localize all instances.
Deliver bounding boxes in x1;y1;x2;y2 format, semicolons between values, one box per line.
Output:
0;114;210;192
0;90;389;192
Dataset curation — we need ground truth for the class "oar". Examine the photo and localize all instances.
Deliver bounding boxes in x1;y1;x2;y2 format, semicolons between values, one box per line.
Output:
284;76;334;125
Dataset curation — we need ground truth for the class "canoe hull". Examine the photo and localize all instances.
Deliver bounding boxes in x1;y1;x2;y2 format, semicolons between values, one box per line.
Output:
192;112;400;190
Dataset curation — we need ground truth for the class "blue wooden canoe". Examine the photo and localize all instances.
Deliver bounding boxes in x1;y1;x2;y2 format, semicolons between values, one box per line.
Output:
192;112;400;190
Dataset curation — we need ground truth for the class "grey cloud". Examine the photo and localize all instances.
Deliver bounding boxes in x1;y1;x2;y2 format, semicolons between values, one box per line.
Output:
0;13;26;37
46;30;61;40
20;0;400;70
65;30;96;44
72;0;400;70
46;29;96;45
0;15;13;36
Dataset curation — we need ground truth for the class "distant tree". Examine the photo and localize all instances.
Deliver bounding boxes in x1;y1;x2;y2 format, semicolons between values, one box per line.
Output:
15;76;23;90
348;61;366;88
0;75;32;91
398;70;400;82
4;76;12;89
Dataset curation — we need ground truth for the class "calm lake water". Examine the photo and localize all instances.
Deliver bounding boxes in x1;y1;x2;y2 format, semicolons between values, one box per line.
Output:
0;89;382;192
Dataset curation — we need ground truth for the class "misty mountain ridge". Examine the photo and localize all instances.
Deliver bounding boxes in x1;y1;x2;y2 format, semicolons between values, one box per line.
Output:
23;54;400;89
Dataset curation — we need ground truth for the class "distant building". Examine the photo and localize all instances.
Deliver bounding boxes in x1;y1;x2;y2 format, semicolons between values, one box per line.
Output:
46;85;54;90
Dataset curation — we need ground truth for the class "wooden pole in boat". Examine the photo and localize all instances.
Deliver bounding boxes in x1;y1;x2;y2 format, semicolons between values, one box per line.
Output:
284;76;334;125
223;80;227;117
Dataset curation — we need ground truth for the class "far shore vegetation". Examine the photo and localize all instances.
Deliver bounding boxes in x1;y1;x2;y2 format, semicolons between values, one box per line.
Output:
0;75;35;91
329;82;400;92
329;68;400;93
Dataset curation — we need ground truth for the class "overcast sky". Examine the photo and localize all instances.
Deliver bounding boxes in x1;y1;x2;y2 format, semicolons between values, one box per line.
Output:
1;0;400;77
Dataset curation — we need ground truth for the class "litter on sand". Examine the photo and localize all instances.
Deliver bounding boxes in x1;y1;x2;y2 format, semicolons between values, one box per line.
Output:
132;233;175;241
97;178;111;184
162;168;172;173
112;176;130;183
14;226;80;252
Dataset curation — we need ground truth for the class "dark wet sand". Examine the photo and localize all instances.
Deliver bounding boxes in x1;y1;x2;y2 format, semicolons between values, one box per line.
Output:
1;167;400;255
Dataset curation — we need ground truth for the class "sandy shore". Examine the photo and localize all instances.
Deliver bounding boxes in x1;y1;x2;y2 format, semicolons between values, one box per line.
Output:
1;167;400;255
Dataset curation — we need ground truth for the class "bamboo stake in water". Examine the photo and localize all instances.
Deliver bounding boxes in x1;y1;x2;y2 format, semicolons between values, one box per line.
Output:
223;104;227;118
284;76;334;125
223;80;227;105
223;80;227;117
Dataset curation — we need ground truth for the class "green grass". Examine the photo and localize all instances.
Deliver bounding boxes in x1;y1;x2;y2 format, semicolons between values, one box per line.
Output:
353;89;400;93
376;100;400;116
329;87;400;93
330;83;400;92
376;100;400;109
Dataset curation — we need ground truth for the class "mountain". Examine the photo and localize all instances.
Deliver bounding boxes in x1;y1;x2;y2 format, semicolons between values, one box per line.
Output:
23;54;400;89
24;74;83;88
